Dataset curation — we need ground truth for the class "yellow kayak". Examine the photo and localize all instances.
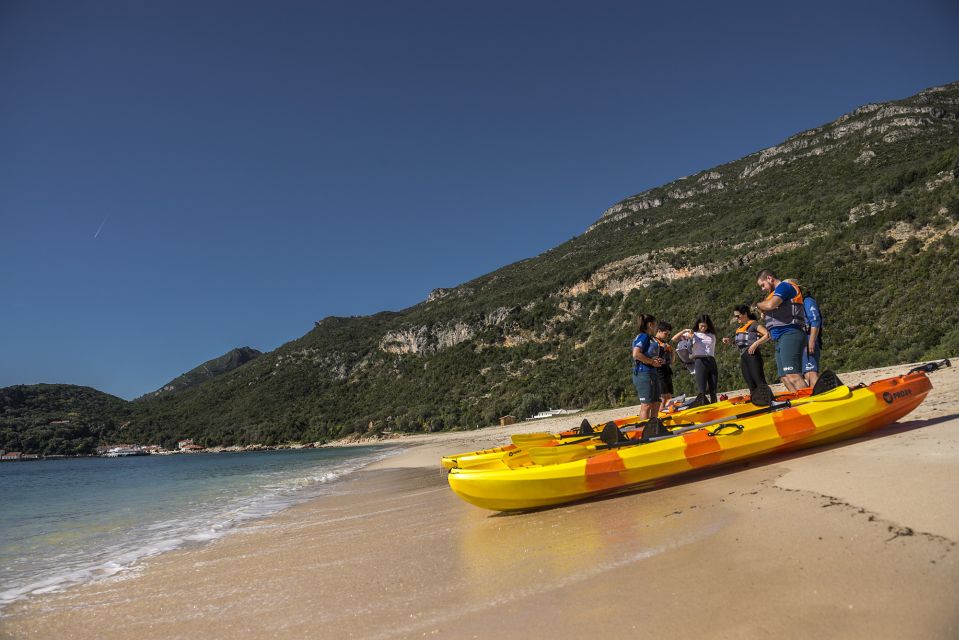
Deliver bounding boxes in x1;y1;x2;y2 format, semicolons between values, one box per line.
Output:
447;371;933;511
441;389;810;471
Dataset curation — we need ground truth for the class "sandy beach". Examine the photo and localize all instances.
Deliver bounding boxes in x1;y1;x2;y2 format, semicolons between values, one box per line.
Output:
3;361;957;639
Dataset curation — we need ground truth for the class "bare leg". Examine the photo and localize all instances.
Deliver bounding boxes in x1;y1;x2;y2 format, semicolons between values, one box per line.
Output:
805;371;820;387
781;373;808;391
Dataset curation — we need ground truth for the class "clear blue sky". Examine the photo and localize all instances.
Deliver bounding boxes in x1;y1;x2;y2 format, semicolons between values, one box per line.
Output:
2;1;957;399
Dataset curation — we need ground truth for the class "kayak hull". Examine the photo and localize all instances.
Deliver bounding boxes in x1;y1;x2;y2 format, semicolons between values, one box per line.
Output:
447;373;932;512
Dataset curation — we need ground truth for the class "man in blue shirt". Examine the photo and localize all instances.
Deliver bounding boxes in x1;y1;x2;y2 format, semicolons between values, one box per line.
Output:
804;296;823;387
790;281;824;387
756;269;808;392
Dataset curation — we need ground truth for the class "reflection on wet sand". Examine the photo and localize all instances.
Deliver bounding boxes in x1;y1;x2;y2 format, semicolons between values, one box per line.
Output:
457;484;734;604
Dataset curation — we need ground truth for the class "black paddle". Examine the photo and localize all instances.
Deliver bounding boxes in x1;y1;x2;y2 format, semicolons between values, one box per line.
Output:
907;359;951;375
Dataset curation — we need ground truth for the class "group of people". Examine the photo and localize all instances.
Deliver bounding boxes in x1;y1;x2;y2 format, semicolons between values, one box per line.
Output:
631;268;824;416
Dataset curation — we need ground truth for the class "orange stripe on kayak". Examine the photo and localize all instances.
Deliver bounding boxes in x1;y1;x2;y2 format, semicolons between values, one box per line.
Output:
584;450;628;492
683;430;722;468
773;409;816;442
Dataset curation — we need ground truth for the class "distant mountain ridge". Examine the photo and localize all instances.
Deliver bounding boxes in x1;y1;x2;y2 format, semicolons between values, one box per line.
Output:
3;80;958;454
139;347;263;400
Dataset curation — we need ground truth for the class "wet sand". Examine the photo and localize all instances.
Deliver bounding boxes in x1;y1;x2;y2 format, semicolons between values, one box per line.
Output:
3;362;957;639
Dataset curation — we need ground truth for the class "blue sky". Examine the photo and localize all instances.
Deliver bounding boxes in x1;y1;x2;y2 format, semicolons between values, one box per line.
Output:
2;1;957;399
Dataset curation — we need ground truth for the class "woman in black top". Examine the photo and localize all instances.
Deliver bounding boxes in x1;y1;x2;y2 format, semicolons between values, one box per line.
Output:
722;304;771;391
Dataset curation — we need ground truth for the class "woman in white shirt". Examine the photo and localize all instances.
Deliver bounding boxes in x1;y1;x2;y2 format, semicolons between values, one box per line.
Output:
672;315;719;404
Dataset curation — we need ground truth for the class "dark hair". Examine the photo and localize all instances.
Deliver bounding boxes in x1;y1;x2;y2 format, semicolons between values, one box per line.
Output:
694;314;716;334
756;268;776;280
657;321;672;332
733;304;758;321
637;313;656;334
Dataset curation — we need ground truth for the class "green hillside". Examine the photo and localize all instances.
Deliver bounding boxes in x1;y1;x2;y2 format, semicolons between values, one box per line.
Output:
4;81;959;453
0;385;130;455
137;347;263;400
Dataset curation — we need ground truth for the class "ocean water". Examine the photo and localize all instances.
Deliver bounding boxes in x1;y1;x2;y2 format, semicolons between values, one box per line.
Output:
0;446;399;612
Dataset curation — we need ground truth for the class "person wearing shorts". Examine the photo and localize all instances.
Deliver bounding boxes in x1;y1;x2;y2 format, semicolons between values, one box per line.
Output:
632;314;665;419
799;285;823;387
756;269;808;391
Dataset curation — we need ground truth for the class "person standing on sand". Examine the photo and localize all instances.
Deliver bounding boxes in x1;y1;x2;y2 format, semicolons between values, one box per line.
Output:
654;322;676;407
632;314;665;420
756;268;808;391
673;315;719;404
785;279;824;388
722;304;770;392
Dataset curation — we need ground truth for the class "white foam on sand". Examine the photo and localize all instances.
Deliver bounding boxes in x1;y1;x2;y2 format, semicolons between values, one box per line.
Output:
0;447;402;614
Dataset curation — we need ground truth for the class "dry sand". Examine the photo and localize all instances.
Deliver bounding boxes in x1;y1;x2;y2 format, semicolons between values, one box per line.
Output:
2;362;957;639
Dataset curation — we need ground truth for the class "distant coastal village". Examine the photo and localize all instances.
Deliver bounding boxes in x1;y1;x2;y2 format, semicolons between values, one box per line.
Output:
1;408;585;462
0;437;321;462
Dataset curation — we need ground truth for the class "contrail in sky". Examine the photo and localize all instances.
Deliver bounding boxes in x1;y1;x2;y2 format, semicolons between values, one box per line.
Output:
94;215;109;239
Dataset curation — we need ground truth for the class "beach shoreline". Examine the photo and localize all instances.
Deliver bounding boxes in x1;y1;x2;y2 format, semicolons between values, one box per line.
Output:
2;361;957;639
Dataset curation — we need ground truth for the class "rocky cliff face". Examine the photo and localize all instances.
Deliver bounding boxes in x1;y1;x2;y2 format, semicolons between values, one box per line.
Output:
587;86;958;235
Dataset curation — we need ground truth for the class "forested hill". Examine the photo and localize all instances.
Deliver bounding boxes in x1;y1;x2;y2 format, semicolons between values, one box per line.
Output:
0;385;130;455
3;81;959;453
138;347;263;400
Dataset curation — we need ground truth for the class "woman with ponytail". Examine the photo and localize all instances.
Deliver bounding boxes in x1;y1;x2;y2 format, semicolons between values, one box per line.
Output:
632;314;665;419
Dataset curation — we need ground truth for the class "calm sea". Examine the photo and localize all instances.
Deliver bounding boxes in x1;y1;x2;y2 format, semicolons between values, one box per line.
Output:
0;446;398;612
